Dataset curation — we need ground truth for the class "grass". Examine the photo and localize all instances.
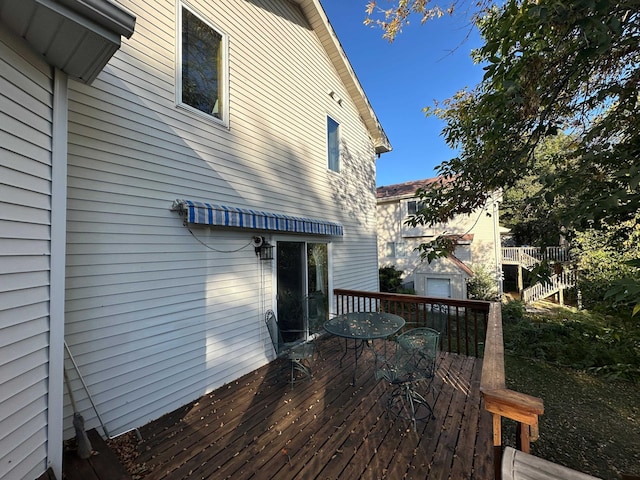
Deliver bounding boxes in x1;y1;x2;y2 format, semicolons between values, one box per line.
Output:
501;301;640;479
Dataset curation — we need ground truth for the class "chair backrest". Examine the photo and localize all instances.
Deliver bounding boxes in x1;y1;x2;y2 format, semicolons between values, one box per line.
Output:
397;327;440;379
265;309;284;355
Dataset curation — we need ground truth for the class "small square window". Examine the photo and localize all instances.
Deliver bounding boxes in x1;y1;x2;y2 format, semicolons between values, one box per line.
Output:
179;5;227;122
386;242;406;258
385;242;395;257
407;200;426;216
327;116;340;172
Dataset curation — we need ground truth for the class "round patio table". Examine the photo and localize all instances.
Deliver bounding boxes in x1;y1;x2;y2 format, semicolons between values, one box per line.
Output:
324;312;406;385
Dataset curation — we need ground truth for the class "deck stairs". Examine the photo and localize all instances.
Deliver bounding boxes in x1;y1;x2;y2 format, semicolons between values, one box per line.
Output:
502;247;575;304
521;271;577;304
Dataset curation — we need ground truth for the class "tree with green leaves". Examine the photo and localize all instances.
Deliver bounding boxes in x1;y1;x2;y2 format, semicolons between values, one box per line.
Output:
573;214;640;313
500;133;579;247
366;0;639;312
366;0;639;253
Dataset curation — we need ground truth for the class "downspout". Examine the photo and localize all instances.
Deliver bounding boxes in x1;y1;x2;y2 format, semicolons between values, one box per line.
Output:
47;68;69;480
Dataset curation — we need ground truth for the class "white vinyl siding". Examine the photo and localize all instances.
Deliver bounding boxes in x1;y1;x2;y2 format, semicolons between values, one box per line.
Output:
0;30;53;480
64;0;379;437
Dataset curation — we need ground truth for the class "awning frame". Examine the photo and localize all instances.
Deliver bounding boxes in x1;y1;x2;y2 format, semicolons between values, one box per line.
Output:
171;199;344;236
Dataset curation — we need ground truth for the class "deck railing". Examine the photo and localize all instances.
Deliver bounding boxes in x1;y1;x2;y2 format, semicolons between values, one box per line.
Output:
333;289;490;358
502;246;570;266
480;302;545;480
331;291;545;479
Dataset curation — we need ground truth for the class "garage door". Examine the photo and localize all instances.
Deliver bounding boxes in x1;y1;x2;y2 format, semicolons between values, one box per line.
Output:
427;278;451;298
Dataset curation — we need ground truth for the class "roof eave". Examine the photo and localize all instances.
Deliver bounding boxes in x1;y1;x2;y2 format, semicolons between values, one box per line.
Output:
0;0;136;84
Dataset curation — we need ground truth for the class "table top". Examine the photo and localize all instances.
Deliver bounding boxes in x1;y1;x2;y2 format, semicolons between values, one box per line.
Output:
324;312;406;340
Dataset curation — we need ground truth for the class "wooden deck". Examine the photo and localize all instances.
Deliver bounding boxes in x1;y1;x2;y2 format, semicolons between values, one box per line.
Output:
65;335;493;480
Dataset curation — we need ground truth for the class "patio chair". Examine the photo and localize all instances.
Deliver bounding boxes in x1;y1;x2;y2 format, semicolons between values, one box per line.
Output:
265;309;314;388
375;327;440;431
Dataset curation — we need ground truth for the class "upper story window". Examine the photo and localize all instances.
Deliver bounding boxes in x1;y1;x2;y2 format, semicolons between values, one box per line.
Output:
178;4;228;124
327;116;340;172
407;200;426;216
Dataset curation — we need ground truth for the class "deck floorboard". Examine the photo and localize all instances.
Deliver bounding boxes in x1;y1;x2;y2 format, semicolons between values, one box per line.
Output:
63;335;492;480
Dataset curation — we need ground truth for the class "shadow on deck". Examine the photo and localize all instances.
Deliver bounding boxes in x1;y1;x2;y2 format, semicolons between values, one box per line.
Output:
64;335;493;480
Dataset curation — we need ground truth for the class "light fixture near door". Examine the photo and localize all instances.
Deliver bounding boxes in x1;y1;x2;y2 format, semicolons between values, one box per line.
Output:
252;236;273;261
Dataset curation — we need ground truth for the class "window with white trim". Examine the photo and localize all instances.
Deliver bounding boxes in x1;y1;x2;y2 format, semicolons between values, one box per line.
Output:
386;242;406;258
407;200;427;216
327;116;340;172
178;4;228;123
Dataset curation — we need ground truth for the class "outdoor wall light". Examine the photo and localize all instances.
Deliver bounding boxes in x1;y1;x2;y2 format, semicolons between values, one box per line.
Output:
252;236;274;261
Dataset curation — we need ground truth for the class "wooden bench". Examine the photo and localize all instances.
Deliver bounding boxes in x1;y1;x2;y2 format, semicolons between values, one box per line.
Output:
483;388;544;454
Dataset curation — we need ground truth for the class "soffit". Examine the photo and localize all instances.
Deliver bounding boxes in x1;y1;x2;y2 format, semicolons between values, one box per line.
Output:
0;0;135;84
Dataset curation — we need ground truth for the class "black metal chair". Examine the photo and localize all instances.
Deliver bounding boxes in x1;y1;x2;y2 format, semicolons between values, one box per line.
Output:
265;309;314;388
375;327;440;431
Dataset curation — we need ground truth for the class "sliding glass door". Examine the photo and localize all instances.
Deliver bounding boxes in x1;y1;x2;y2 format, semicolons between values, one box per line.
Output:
276;241;329;341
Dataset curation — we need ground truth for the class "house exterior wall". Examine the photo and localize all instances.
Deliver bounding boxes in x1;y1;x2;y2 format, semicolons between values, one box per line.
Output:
63;0;379;438
0;28;53;480
377;192;499;299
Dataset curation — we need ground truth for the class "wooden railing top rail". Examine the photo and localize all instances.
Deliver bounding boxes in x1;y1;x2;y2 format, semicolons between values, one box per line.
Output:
480;303;506;391
480;302;544;480
333;288;491;312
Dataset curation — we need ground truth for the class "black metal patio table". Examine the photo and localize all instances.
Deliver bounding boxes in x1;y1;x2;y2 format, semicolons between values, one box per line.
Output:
324;312;406;385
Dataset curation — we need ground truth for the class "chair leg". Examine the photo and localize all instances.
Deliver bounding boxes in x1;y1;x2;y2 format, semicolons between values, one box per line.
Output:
386;383;435;431
288;358;312;389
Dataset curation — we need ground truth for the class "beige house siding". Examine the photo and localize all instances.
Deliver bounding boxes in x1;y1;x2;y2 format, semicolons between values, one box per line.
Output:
63;0;381;438
377;183;500;299
0;28;53;480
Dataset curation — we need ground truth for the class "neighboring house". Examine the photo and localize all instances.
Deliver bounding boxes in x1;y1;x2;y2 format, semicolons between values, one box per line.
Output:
377;178;501;299
0;1;390;479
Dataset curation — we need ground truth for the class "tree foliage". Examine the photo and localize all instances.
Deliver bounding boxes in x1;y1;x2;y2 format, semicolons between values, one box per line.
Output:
500;133;578;246
379;265;404;292
366;0;640;244
466;264;499;300
573;214;640;312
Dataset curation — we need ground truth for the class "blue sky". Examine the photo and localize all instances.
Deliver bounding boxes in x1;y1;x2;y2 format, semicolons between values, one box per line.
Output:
321;2;486;187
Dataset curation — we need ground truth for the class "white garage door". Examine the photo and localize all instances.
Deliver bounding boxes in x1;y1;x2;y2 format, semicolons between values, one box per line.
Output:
427;278;451;298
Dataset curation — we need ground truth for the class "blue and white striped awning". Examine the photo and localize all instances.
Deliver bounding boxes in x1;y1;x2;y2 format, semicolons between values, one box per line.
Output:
172;200;343;236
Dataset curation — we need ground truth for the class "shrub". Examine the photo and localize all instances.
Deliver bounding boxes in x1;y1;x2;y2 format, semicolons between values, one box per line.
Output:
502;305;640;382
467;264;499;300
572;217;640;313
379;265;404;292
502;300;526;321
